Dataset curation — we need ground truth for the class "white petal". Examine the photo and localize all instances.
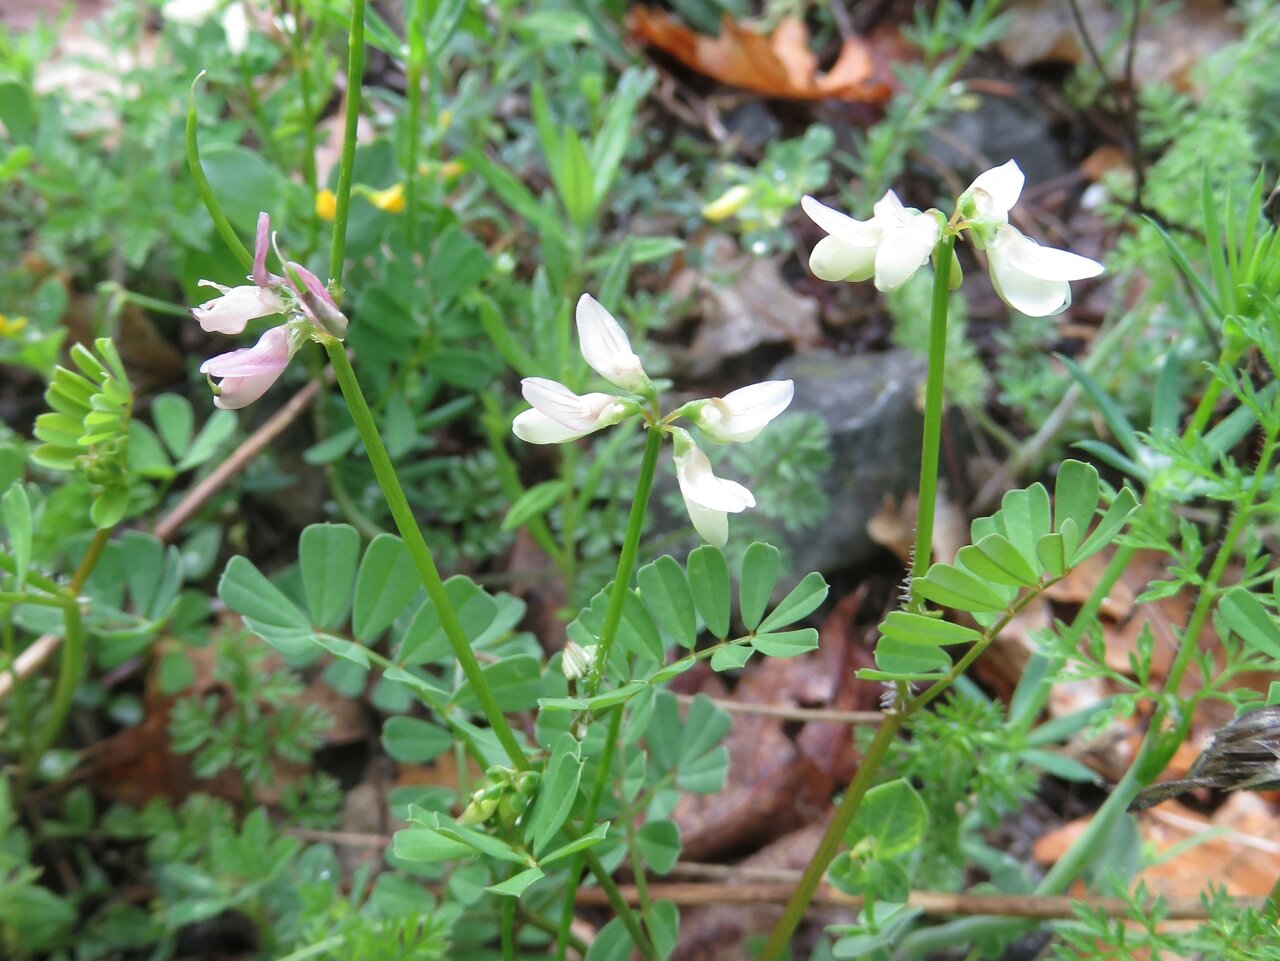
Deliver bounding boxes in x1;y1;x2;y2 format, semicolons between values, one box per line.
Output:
191;283;286;335
800;195;880;247
512;409;592;444
576;294;648;393
520;377;613;431
674;443;755;513
995;225;1104;282
964;160;1024;220
809;235;877;283
684;499;729;547
700;380;794;443
872;190;910;225
873;212;939;291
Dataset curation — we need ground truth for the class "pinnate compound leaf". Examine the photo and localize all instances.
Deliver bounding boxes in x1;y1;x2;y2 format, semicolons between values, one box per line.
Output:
1219;587;1280;660
879;611;981;646
916;564;1009;613
710;644;753;672
526;733;583;855
381;716;452;764
637;819;682;875
757;571;829;633
738;542;781;631
1073;487;1139;563
300;523;360;629
218;556;313;657
1054;459;1100;535
751;628;818;657
486;867;544;897
392;827;473;863
687;545;731;639
540;822;610;865
352;534;421;641
637;554;697;649
873;636;952;677
957;533;1039;587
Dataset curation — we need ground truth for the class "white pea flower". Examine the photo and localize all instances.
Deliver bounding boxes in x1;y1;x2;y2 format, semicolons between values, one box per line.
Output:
958;159;1104;317
677;380;795;444
191;281;286;335
801;191;941;292
512;378;637;444
672;428;755;548
576;294;652;395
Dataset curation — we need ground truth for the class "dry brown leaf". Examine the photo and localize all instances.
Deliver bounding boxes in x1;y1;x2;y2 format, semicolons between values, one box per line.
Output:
628;8;896;103
666;234;823;375
1036;796;1280;899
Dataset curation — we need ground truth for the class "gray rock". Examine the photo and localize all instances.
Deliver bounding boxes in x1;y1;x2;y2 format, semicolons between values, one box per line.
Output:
769;349;926;573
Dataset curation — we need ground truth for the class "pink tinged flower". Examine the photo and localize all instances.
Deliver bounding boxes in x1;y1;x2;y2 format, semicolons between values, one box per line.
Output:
987;225;1104;317
576;294;651;394
191;280;287;335
199;324;296;409
801;192;939;291
672;429;755;547
252;211;278;287
684;380;795;444
286;261;348;338
511;377;636;444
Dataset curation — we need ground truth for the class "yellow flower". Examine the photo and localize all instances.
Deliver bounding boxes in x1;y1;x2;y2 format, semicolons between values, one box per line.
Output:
0;314;28;337
368;182;405;214
315;188;337;222
702;184;753;223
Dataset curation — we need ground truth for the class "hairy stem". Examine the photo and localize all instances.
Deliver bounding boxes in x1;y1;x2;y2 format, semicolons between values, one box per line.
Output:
907;237;955;613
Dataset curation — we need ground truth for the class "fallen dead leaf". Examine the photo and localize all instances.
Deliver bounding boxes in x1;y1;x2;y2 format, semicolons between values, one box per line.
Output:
628;9;897;104
1035;795;1280;899
666;235;823;375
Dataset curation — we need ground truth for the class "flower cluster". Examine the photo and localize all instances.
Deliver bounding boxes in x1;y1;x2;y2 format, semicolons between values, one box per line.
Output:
802;159;1103;316
512;295;794;546
190;212;347;409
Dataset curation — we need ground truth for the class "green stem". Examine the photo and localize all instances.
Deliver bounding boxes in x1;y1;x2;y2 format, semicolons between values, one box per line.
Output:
328;0;366;288
582;850;658;961
404;1;425;253
759;712;905;961
186;74;252;271
292;20;321;256
324;341;527;770
519;904;588;955
585;425;663;695
907;237;955;613
501;889;517;961
556;707;625;961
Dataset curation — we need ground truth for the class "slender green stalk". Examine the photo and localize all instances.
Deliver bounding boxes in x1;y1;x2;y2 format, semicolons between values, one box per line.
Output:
585;426;664;695
0;592;72;608
761;246;955;959
291;18;321;256
186;74;252;272
759;712;905;961
518;904;588;955
324;341;527;770
328;0;366;287
583;850;658;961
501;889;517;961
404;0;426;252
907;237;955;613
20;525;110;788
556;707;625;961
